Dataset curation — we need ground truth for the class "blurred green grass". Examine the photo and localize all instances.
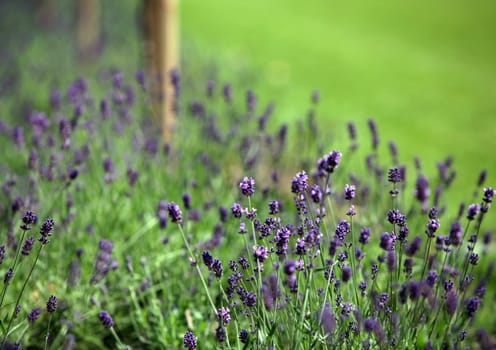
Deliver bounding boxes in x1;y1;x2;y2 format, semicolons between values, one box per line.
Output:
181;0;496;189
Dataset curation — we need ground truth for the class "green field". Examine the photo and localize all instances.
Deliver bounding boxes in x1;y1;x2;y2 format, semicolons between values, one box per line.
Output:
181;0;496;187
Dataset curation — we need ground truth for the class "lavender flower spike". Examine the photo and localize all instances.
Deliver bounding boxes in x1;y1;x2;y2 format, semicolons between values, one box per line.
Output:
167;202;183;224
183;331;197;350
98;311;115;328
239;176;256;197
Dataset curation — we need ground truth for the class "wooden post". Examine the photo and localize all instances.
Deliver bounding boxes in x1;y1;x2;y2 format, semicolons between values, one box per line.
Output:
76;0;101;62
143;0;179;142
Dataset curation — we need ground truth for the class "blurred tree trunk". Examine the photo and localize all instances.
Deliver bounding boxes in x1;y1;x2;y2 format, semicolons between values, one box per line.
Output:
143;0;179;142
76;0;101;62
37;0;56;29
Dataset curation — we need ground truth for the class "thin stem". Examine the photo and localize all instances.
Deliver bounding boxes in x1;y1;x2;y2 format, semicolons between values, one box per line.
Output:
177;224;217;314
2;244;44;347
45;314;53;350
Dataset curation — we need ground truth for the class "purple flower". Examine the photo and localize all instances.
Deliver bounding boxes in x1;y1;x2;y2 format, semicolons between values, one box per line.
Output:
21;236;35;256
342;266;352;282
239;329;249;344
21;210;38;231
291;171;308;194
39;218;55;245
4;268;14;284
469;253;479;265
99;311;115;328
446;290;458;316
363;318;378;333
0;245;5;265
91;239;113;283
387;251;397;271
317;150;342;174
269;200;280;215
167;202;183;224
426;271;438;287
408;281;421;301
466;297;481;318
246;89;257;112
467;204;480;220
310;184;323;203
217;307;231;326
449;221;462;245
239;177;255;196
406;236;422;256
47;295;57;313
483;187;494;203
231;203;243;218
215;326;226;343
388;168;402;183
415;175;430;208
28;308;41;323
344;184;355;200
368;119;379;150
426;219;440;238
359;227;370;245
380;232;394;251
284;260;296;275
335;220;351;241
253;245;269;263
223;84;232;104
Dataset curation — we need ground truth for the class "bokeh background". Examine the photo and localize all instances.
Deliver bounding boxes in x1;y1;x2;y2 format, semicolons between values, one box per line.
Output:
1;0;495;187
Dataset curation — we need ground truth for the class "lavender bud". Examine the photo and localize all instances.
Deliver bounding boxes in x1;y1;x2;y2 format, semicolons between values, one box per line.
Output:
47;295;57;313
239;176;255;197
39;218;55;245
167;202;183;224
344;184;356;200
367;119;379;150
388;168;402;183
183;331;197;349
466;297;481;318
28;308;42;323
21;236;35;256
98;311;115;328
467;204;480;220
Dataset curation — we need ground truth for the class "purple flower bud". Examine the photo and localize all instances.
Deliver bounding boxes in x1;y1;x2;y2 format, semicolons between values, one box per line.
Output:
47;295;57;313
467;204;480;220
406;236;422;256
344;184;356;200
466;297;481;318
21;237;35;256
39;218;55;245
28;308;41;323
291;171;308;194
167;202;182;224
183;330;197;349
342;266;352;282
359;227;370;245
388;168;402;183
239;177;255;197
368;119;379;150
99;311;115;328
483;187;494;204
231;203;243;218
445;290;458;316
217;307;231;326
380;232;394;251
21;210;38;230
387;251;397;271
235;329;248;344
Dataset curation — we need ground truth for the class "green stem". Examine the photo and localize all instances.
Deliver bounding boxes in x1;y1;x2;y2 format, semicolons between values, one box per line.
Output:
1;244;44;347
177;224;217;314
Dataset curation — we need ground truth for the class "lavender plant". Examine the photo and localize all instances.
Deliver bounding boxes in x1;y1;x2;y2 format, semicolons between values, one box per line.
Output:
0;67;493;349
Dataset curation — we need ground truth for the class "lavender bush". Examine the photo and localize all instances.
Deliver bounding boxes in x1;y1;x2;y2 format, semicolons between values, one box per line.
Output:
0;67;494;349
